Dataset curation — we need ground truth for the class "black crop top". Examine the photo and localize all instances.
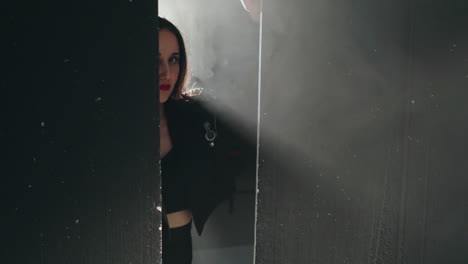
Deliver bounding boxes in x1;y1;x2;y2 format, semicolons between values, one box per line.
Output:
161;97;241;235
161;148;190;214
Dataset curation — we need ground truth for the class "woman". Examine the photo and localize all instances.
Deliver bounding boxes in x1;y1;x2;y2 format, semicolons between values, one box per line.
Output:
159;17;245;263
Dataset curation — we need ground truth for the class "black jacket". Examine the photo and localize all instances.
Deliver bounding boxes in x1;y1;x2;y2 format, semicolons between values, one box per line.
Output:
163;96;250;235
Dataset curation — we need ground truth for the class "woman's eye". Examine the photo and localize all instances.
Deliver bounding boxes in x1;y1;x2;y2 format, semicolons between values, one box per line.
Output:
169;57;179;64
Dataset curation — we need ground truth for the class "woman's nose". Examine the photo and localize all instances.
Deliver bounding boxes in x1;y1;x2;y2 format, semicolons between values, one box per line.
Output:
159;61;170;79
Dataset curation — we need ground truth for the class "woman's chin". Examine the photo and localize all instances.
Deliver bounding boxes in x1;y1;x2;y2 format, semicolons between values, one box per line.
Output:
160;89;174;103
160;95;170;104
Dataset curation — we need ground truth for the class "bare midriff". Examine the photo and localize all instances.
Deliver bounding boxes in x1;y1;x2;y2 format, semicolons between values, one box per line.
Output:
167;210;193;228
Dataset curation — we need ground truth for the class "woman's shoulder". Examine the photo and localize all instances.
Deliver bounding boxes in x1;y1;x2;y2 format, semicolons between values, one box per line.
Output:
169;91;216;118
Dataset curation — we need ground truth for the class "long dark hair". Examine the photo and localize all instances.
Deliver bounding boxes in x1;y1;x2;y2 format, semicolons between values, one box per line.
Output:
158;17;188;100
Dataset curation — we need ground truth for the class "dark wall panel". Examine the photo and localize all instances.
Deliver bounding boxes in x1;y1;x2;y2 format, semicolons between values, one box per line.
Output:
256;0;467;263
5;0;160;263
401;1;468;263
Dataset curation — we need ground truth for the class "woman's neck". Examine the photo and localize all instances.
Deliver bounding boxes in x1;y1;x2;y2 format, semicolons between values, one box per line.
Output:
160;103;167;127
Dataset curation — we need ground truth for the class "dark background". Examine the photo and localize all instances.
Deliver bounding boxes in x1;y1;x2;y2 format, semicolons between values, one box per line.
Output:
4;0;160;263
256;0;468;263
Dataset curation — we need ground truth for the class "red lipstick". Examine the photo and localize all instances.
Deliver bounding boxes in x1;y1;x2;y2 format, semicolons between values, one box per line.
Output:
160;84;170;91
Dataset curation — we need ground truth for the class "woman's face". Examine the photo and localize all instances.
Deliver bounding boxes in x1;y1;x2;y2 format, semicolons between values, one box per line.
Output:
159;29;180;103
